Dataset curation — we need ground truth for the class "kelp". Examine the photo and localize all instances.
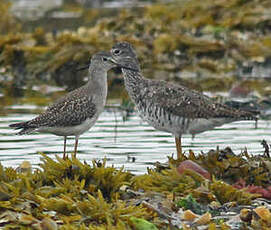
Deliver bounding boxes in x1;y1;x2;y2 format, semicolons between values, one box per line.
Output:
132;166;202;195
0;154;151;229
210;179;259;205
0;150;270;229
0;1;21;34
36;153;133;200
1;0;271;96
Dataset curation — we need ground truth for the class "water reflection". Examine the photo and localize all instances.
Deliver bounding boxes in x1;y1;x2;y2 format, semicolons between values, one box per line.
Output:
0;105;270;174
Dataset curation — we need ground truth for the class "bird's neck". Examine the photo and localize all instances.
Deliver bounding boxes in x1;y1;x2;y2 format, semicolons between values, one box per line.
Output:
86;68;108;102
122;69;144;101
88;68;107;86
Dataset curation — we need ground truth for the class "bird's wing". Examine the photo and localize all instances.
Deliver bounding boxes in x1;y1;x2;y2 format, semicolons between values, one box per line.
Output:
142;79;254;119
26;95;97;128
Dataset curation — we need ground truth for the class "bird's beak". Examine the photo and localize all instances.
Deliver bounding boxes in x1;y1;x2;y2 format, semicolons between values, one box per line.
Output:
76;65;89;71
76;57;139;72
107;57;138;72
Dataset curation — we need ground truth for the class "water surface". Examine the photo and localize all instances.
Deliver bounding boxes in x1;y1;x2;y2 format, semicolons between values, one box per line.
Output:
0;104;270;174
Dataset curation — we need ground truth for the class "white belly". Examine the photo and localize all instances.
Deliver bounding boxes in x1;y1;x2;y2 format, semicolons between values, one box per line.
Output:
37;115;99;137
136;102;239;137
140;110;235;137
187;117;235;135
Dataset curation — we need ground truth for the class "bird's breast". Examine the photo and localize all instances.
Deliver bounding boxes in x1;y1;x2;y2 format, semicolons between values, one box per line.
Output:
37;115;99;137
135;100;236;137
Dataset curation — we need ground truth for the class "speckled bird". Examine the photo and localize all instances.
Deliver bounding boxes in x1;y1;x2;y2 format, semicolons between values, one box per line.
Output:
9;51;127;159
111;42;258;159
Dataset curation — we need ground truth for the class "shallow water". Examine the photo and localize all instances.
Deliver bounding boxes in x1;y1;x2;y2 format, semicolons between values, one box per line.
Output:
0;104;270;174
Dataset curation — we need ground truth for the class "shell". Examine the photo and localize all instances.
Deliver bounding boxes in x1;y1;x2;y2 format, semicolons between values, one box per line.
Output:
182;210;199;221
194;212;212;225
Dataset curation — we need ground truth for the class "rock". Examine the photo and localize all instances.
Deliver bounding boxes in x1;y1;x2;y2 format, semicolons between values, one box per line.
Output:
253;206;271;223
177;160;211;180
41;217;58;230
11;0;63;20
229;84;252;98
240;208;252;222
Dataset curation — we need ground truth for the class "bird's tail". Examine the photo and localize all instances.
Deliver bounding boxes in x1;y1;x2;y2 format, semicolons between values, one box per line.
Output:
224;100;260;120
239;110;259;120
236;110;259;129
9;122;35;135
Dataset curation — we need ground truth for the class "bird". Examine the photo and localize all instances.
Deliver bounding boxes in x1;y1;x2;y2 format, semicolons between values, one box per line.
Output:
9;51;130;159
110;42;258;160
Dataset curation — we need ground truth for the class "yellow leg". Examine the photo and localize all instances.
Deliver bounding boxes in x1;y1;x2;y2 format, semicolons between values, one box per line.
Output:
175;136;182;160
63;136;67;159
74;136;79;158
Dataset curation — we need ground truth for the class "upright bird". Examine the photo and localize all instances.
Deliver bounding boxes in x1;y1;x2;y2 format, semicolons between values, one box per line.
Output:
111;42;258;159
9;51;129;159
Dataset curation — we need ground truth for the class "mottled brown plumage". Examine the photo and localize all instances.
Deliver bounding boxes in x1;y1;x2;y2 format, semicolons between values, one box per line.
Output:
133;77;255;120
11;88;97;134
10;51;118;158
111;42;258;159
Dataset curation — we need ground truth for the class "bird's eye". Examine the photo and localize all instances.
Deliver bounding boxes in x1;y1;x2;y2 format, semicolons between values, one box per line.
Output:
102;57;108;61
113;49;121;55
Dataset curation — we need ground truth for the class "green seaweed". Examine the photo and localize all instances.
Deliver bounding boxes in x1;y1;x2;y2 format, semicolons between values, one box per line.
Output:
176;194;204;215
130;216;158;230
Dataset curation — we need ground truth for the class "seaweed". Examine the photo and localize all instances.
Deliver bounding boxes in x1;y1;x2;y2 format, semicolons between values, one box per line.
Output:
1;0;271;97
177;194;204;215
0;1;21;34
132;166;201;195
0;150;270;229
0;154;151;229
210;179;259;205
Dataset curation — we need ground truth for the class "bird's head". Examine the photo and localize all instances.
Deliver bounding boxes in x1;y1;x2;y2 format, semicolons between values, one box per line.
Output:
110;42;141;72
77;50;139;72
